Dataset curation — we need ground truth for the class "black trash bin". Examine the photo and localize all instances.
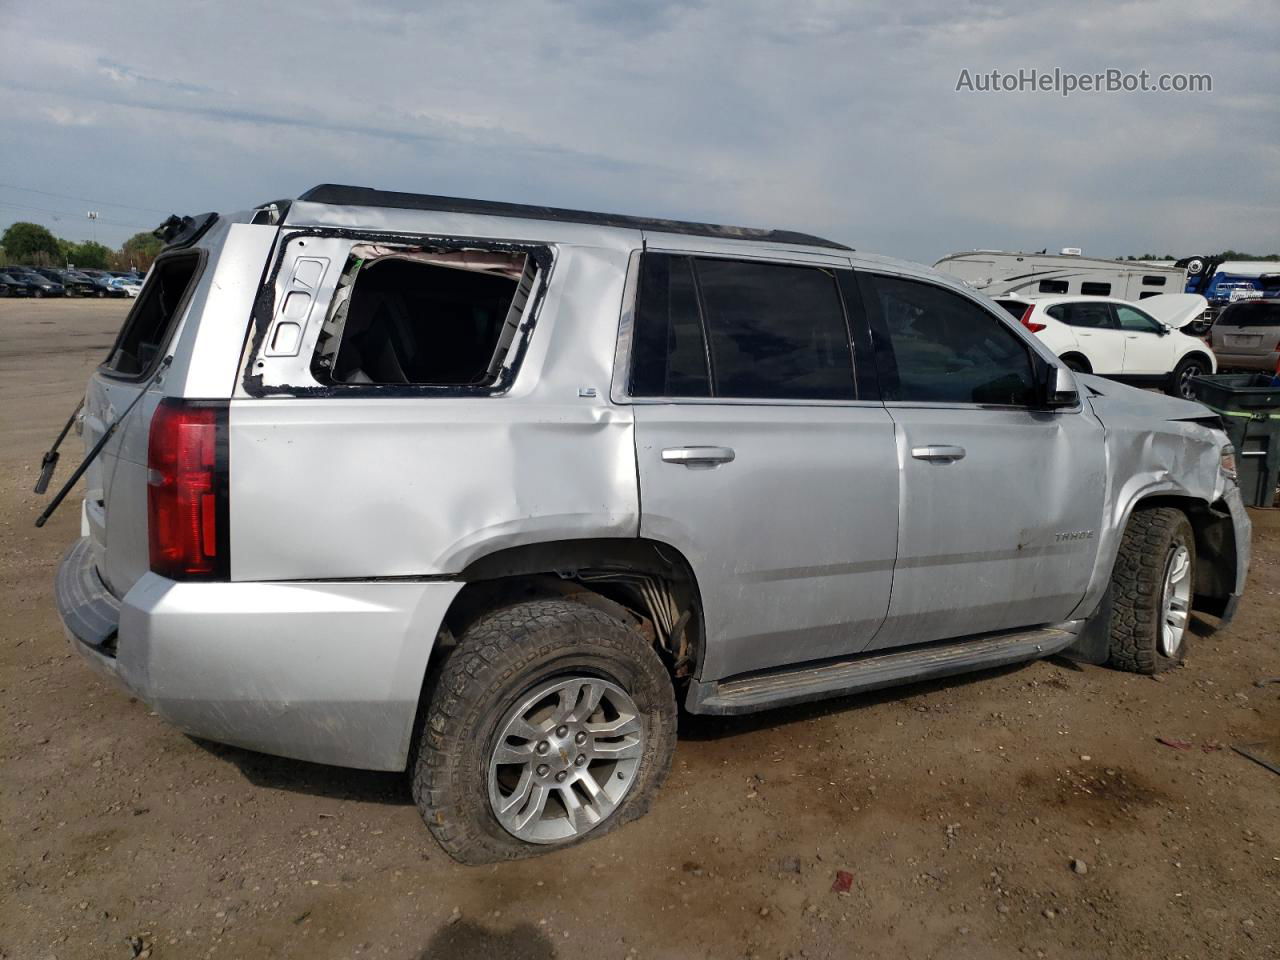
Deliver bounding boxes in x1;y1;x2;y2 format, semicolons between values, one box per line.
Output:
1189;373;1280;508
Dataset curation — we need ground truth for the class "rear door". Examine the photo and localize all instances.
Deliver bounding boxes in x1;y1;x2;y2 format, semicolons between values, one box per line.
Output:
858;271;1106;649
1044;300;1127;373
1114;303;1177;375
626;249;899;682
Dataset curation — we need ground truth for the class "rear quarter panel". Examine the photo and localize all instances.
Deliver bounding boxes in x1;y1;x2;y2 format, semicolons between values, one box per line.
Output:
228;244;640;580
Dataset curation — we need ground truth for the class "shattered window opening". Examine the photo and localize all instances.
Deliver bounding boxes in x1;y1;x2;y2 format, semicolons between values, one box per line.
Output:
311;244;536;387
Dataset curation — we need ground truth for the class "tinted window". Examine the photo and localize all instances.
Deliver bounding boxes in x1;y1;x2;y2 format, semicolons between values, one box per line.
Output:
995;299;1029;319
1038;279;1069;294
1080;282;1112;296
102;253;201;377
1114;304;1163;333
1218;302;1280;327
630;255;710;397
1142;275;1167;287
695;259;854;400
1046;302;1113;329
870;274;1037;405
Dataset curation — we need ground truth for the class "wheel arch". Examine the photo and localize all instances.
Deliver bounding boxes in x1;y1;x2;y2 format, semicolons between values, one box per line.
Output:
1122;493;1238;612
1059;351;1092;373
438;537;707;681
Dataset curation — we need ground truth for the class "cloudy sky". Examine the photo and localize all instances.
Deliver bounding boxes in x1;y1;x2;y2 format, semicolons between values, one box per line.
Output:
1;0;1276;264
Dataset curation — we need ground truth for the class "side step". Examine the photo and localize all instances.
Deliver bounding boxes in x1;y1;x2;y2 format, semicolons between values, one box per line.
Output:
686;624;1081;715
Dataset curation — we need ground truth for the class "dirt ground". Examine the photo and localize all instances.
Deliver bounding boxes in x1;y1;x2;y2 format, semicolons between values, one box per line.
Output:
1;298;1277;960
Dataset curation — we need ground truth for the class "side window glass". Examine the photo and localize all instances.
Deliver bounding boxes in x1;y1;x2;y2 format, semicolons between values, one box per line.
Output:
1048;302;1113;329
1114;305;1163;333
1038;279;1069;294
870;274;1037;406
630;255;710;397
693;258;854;400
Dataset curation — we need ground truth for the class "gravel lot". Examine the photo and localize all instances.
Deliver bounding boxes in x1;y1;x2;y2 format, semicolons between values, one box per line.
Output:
2;298;1277;960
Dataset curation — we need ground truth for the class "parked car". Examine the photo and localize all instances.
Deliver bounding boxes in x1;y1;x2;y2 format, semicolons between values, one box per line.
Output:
0;275;11;297
76;270;128;298
111;276;143;297
31;267;93;297
48;186;1250;864
993;293;1215;399
0;271;34;296
2;267;64;297
1208;300;1280;373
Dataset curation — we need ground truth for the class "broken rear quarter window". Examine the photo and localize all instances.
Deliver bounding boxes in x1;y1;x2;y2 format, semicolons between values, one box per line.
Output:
310;245;536;387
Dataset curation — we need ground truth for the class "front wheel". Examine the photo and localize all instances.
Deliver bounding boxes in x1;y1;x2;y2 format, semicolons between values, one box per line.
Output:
411;599;677;864
1168;355;1208;400
1107;507;1196;674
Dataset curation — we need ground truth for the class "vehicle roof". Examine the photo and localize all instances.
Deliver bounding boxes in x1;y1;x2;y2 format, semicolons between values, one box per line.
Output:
935;251;1183;273
289;183;852;252
1023;295;1136;307
1214;262;1280;277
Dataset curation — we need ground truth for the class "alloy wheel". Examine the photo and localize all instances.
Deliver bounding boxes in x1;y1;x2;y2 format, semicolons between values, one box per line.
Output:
488;676;644;844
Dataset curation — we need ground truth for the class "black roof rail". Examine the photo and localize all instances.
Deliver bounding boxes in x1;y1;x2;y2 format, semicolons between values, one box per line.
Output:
296;184;851;251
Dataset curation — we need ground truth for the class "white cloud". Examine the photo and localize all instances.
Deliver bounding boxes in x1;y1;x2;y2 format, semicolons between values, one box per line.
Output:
0;0;1275;258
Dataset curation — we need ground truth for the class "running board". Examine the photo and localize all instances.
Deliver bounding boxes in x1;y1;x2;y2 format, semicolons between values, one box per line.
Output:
686;624;1081;715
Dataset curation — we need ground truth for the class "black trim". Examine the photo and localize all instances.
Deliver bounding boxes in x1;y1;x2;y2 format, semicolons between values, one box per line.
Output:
99;249;207;383
837;270;881;402
154;212;218;249
241;229;554;399
296;183;851;251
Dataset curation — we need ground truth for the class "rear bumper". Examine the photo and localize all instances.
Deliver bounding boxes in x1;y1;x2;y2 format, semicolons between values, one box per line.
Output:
1212;350;1280;372
55;538;463;771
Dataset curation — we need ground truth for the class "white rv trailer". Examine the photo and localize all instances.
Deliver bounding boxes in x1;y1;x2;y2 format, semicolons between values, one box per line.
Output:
934;249;1187;302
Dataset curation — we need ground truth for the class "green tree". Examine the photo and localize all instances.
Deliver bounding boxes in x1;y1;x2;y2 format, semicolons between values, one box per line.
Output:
1;222;60;264
119;231;164;271
70;241;112;269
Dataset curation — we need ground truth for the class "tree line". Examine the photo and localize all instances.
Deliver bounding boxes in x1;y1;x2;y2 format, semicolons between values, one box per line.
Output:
0;221;164;272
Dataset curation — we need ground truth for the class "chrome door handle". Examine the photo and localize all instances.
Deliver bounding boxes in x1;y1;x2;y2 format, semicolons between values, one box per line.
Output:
662;446;736;466
911;444;966;462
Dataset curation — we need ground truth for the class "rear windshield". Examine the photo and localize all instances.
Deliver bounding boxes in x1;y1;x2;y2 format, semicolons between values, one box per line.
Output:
1218;302;1280;327
102;252;202;377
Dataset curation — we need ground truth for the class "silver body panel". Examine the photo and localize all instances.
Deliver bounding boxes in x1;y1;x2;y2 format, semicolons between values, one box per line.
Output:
54;194;1251;772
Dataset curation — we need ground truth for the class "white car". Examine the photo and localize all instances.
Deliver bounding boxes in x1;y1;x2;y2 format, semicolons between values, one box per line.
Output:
993;293;1215;399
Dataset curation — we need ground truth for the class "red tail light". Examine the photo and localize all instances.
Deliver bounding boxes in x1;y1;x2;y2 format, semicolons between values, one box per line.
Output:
1019;304;1046;334
147;399;229;580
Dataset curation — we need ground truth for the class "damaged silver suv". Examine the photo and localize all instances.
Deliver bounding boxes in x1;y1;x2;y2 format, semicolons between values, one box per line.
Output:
47;185;1250;864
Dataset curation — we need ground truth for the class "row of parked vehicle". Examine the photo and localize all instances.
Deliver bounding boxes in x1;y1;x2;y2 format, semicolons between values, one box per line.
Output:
0;266;144;299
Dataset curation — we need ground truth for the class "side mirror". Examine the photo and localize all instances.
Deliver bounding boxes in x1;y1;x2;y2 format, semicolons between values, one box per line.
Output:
1156;325;1170;337
1041;364;1079;408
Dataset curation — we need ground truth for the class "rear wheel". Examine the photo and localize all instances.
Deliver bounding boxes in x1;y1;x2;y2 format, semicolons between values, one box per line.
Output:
1168;354;1209;400
1107;507;1195;674
411;599;677;864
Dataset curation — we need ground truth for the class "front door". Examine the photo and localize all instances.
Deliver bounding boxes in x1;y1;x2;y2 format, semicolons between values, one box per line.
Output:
857;271;1106;649
1114;303;1176;375
625;250;899;682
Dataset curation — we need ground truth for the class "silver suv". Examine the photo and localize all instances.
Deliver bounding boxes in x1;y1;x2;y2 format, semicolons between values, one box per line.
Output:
49;185;1251;864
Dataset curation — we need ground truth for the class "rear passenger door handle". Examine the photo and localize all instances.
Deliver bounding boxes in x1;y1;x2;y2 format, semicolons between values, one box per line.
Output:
911;445;966;462
662;446;736;467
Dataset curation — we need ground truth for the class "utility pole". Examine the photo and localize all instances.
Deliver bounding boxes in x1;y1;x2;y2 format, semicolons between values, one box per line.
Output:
86;210;98;245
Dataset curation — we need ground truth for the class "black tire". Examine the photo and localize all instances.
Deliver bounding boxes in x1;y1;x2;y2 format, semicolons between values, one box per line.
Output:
411;599;677;865
1107;507;1195;674
96;289;106;298
1061;354;1090;374
33;288;44;298
1168;354;1210;399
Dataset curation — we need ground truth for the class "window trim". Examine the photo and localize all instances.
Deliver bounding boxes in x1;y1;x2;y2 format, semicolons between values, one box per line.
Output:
857;268;1074;412
98;247;208;383
612;248;874;406
240;229;554;399
1112;302;1164;334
